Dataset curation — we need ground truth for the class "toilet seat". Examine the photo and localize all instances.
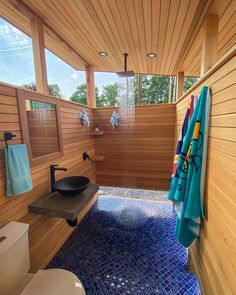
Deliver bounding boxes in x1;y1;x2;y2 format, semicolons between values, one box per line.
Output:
20;269;86;295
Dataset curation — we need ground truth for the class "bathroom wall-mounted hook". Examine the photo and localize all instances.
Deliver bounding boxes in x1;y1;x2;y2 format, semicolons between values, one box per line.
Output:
4;132;16;149
83;152;91;161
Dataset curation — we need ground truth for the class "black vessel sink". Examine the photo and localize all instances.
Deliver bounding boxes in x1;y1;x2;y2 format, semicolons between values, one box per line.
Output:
53;176;90;196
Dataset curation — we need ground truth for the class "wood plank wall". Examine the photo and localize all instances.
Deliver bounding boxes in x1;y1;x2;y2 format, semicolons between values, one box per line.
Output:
216;0;236;60
93;104;175;190
175;50;236;294
0;83;96;272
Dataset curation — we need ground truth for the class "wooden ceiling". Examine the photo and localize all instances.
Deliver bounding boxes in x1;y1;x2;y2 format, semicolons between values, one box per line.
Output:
1;0;235;76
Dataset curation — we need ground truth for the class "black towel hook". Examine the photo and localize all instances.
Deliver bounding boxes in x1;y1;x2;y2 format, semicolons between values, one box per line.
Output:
4;132;16;149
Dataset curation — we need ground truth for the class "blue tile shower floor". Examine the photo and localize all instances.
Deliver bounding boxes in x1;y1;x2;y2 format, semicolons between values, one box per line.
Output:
47;197;201;295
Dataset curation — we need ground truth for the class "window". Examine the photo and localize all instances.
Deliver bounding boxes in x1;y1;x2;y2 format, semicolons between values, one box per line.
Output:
138;75;173;104
0;17;35;86
45;49;87;102
184;76;199;92
18;89;63;166
95;72;121;107
94;73;177;107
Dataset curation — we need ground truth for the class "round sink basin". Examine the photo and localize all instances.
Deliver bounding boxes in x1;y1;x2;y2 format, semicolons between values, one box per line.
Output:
53;176;90;196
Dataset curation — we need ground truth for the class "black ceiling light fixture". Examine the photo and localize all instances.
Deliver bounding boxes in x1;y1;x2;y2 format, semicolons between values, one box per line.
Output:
147;52;157;58
99;51;108;57
116;53;135;78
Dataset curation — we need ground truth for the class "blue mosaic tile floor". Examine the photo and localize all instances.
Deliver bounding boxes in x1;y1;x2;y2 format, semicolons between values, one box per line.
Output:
47;197;201;295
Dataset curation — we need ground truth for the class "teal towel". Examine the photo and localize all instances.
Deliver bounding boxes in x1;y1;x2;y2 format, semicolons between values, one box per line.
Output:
5;144;33;196
168;86;211;247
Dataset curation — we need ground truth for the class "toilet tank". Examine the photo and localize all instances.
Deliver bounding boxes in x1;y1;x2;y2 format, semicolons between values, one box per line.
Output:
0;222;30;295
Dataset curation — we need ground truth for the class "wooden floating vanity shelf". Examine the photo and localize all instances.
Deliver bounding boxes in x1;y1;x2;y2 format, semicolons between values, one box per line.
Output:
28;183;99;221
91;155;105;162
90;131;105;136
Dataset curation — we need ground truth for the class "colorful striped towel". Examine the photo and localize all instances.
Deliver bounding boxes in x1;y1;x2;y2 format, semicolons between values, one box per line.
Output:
171;95;196;178
168;86;211;247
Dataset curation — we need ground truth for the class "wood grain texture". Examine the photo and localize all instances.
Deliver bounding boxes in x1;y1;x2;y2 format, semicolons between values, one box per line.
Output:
178;0;236;77
93;104;175;190
0;83;96;272
1;0;234;76
31;18;49;94
0;0;211;75
175;49;236;295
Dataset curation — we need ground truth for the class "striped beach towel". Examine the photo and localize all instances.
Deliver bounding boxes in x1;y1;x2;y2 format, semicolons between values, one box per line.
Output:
168;86;211;247
171;95;196;178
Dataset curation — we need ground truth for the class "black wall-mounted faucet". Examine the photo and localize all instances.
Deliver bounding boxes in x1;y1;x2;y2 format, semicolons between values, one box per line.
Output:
83;152;91;161
50;164;68;192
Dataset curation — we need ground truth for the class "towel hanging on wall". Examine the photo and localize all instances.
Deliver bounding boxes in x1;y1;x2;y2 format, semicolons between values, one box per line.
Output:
80;110;90;127
5;144;33;196
168;86;211;248
171;95;197;178
110;111;120;128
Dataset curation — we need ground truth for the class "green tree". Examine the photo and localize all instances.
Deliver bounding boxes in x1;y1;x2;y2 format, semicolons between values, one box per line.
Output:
48;83;63;98
70;83;87;105
96;91;106;107
139;75;170;104
99;83;119;107
70;83;101;106
22;82;63;98
184;77;198;92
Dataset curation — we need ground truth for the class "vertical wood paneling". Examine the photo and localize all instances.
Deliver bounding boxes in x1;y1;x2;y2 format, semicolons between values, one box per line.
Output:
0;83;96;272
175;51;236;295
94;104;175;190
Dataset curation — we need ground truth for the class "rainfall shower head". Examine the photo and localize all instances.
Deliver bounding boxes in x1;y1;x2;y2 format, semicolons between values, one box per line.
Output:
116;53;135;78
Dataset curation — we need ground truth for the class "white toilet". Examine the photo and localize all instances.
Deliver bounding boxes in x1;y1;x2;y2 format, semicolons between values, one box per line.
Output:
0;221;86;295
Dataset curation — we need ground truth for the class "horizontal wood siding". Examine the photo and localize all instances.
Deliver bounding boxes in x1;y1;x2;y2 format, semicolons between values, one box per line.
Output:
175;51;236;294
93;104;175;190
0;84;96;272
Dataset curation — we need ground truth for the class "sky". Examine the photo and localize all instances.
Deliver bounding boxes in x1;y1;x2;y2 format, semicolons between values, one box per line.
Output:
0;17;120;99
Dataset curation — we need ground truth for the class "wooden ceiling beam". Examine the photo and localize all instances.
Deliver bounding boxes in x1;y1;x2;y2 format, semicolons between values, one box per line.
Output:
86;65;95;108
176;71;184;100
31;18;48;94
200;15;218;76
173;0;213;75
7;0;89;68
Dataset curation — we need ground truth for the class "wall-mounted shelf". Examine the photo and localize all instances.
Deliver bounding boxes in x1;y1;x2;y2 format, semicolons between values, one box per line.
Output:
28;183;99;221
90;131;105;136
91;155;105;162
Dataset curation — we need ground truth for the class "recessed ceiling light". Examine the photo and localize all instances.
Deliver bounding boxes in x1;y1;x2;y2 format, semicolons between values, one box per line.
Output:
99;51;108;57
147;52;157;58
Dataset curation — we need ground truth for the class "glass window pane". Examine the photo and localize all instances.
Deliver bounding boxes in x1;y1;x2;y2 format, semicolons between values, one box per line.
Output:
184;76;199;92
0;17;35;86
45;49;86;102
95;72;121;107
140;75;171;104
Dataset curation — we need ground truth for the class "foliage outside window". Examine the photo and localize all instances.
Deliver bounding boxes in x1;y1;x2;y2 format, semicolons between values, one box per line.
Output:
93;74;174;107
184;77;199;92
23;81;63;98
136;75;171;104
45;49;86;101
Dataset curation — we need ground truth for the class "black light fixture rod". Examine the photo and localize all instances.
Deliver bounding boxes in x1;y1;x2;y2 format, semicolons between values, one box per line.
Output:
124;53;128;72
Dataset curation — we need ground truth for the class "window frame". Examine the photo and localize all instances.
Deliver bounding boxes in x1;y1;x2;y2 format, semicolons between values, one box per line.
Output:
17;88;64;167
